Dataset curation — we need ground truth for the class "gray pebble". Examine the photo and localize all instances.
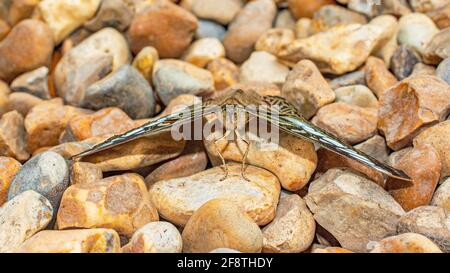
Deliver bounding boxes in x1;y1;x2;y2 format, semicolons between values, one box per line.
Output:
437;57;450;85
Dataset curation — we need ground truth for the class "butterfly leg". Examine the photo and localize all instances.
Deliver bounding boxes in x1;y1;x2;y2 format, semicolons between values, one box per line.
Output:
235;129;250;182
213;130;232;181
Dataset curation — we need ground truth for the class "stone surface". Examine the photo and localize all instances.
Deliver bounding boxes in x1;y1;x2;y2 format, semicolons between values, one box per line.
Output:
153;59;214;105
38;0;101;43
262;194;315;253
70;162;102;185
122;221;182;253
397;13;439;56
275;9;296;30
410;0;449;13
7;92;42;117
431;178;450;211
0;20;8;41
397;206;450;252
414;120;450;177
279;22;390;75
57;173;159;237
391;45;422;80
282;60;335;119
0;157;21;205
196;20;226;41
132;46;159;83
288;0;336;19
190;0;242;25
149;164;280;227
295;18;312;39
436;57;450;84
311;246;354;253
387;144;441;211
223;0;276;63
17;229;121;253
411;63;437;76
378;75;450;150
82;65;155;119
335;85;379;109
329;70;366;90
0;191;53;253
145;140;207;186
369;233;443;253
182;38;225;68
54;28;131;106
8;151;69;211
0;19;54;82
305;168;405;252
0;81;9;116
255;28;296;56
0;110;29;161
24;99;90;152
427;3;450;29
365;56;398;98
239;51;290;88
84;0;133;32
182;199;263;253
204;128;317;191
310;4;367;33
424;28;450;64
128;0;198;58
206;58;239;91
312;102;378;145
10;67;51;99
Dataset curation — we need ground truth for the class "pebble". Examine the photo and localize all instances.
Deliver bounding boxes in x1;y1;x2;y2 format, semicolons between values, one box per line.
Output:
369;233;442;253
8;151;69;212
182;199;263;253
145;140;207;187
282;60;335;119
149;164;280;227
196;20;226;41
223;0;276;63
288;0;336;19
390;45;422;80
0;110;29;161
397;13;439;56
84;0;134;32
7;92;42;117
295;18;313;39
0;19;54;82
310;4;367;33
37;0;100;43
128;0;197;58
0;19;9;41
315;135;389;187
0;191;53;253
436;57;450;84
57;173;159;237
0;157;21;205
431;178;450;210
334;85;379;109
122;221;182;253
397;206;450;252
10;67;51;99
203;128;317;191
411;63;437;76
427;3;450;29
152;59;214;105
190;0;242;25
387;144;441;211
24;98;90;152
182;38;225;68
329;70;366;90
275;9;296;30
0;81;9;116
206;58;239;90
305;168;405;252
132;46;159;83
209;248;241;253
70;162;102;185
82;65;156;119
365;56;398;98
414;120;450;177
410;0;449;13
54;28;131;106
423;28;450;64
279;22;389;75
311;246;354;253
239;51;290;88
255;28;296;56
378;75;450;150
17;229;121;253
262;194;315;253
312;102;378;145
